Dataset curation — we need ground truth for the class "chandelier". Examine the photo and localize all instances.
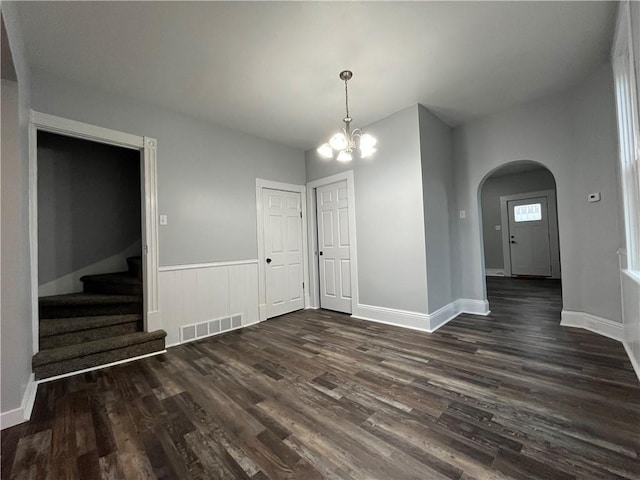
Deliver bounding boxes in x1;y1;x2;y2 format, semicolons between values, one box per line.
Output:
317;70;377;162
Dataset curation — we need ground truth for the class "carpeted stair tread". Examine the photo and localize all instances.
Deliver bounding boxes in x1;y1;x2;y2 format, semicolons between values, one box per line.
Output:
81;271;143;295
39;292;143;318
40;292;142;306
32;330;166;367
80;272;141;285
33;336;166;380
40;314;142;337
40;322;141;350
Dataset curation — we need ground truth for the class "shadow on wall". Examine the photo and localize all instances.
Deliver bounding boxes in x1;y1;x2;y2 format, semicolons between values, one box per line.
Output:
478;160;560;279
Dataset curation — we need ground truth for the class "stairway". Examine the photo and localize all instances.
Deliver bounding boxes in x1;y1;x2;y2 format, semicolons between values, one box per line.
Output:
33;256;166;380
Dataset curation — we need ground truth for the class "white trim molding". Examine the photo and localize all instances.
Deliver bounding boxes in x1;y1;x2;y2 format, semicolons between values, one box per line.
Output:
36;350;166;384
561;310;625;342
159;259;258;272
485;268;505;277
1;375;37;430
255;179;310;321
353;304;431;332
28;111;161;351
353;298;490;334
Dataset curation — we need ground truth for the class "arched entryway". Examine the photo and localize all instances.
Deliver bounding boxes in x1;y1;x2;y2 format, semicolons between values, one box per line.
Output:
477;160;562;313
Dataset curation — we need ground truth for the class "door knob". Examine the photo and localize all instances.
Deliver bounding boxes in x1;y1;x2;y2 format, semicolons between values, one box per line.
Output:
319;251;323;256
510;241;516;244
266;258;272;264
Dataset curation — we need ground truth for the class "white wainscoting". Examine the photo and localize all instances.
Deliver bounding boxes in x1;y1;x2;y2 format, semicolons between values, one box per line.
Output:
353;298;490;333
159;261;259;347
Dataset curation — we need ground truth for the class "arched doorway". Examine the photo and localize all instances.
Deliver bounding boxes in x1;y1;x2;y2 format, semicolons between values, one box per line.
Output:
477;160;562;311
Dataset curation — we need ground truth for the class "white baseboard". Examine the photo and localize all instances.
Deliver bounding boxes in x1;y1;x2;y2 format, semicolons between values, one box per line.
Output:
1;374;37;430
353;304;431;332
485;268;505;277
456;298;491;316
353;298;491;334
427;302;460;331
623;341;640;381
560;310;625;342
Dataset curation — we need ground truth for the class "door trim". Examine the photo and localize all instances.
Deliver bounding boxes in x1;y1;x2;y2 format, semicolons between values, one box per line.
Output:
499;189;560;278
306;171;359;312
28;111;161;354
255;179;310;321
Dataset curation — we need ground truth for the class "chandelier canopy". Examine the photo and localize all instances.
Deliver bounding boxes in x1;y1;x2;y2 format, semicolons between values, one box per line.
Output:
317;70;377;162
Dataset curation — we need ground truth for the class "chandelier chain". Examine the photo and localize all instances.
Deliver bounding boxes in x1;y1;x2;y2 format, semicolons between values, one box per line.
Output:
344;78;350;119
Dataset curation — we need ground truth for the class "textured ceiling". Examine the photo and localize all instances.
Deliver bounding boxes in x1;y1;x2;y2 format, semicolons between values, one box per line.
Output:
16;1;617;150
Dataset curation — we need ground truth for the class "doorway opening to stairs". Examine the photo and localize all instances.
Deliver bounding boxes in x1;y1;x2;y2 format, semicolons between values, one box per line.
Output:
478;160;562;311
29;113;164;380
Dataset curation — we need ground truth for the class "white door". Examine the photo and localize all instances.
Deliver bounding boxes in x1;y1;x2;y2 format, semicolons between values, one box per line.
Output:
263;189;304;318
317;181;352;313
508;196;552;276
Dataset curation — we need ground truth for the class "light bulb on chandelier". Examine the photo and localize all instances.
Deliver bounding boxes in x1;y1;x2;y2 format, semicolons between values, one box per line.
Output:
317;70;377;161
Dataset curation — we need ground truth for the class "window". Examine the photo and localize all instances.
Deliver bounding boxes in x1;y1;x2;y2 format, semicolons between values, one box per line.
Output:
613;1;640;274
514;203;542;222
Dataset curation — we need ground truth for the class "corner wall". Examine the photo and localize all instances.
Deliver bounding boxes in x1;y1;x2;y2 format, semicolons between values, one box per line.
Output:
452;64;622;325
306;105;429;322
1;5;35;429
418;105;455;314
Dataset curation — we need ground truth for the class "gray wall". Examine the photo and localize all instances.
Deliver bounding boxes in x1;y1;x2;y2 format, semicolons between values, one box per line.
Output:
1;4;34;421
481;168;556;269
418;105;456;313
306;105;429;314
30;70;306;267
37;132;141;284
452;64;622;323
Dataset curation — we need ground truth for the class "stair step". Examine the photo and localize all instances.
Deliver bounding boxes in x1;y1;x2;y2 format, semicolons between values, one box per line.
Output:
40;314;143;349
40;322;141;349
127;256;143;279
33;330;167;380
40;314;142;337
81;272;142;295
39;293;142;319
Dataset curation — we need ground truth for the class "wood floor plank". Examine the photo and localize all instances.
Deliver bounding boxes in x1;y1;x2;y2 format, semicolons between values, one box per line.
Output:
2;277;639;479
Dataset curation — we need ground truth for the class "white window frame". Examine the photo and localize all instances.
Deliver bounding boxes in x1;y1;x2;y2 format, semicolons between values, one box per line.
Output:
612;0;640;276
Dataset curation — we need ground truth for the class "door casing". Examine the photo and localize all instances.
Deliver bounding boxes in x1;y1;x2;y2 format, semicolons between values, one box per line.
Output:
255;179;310;321
28;111;161;354
499;189;561;278
306;171;359;312
316;180;352;313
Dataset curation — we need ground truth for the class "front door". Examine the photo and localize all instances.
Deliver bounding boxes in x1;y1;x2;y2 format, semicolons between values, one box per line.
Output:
508;196;552;276
316;181;352;313
263;188;304;318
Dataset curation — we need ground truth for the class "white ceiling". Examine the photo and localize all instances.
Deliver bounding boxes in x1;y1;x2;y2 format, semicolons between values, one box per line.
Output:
16;1;617;151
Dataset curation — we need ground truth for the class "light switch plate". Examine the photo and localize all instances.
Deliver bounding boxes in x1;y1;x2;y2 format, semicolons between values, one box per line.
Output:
495;225;501;230
159;214;168;225
459;210;466;219
587;192;601;203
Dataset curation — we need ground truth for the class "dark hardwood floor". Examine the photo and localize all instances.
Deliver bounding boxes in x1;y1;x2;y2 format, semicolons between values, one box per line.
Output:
2;277;639;479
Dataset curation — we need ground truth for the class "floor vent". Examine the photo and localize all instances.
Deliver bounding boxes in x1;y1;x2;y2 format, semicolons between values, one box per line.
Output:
180;314;243;344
